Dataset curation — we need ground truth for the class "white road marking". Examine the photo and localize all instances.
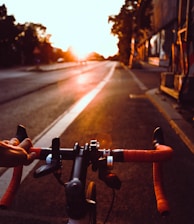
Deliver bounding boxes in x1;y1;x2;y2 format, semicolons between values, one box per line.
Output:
0;62;116;198
127;69;148;91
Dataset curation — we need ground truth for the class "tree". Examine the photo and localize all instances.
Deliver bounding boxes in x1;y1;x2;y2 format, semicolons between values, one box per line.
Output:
0;4;20;66
16;22;53;65
134;0;153;45
109;0;153;65
87;52;105;61
109;5;133;65
0;4;58;67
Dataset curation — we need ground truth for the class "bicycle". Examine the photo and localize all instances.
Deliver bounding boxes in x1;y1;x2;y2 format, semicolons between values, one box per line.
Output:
0;125;173;224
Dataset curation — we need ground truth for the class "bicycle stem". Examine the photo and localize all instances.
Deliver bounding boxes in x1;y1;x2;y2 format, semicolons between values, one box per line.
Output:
65;143;90;219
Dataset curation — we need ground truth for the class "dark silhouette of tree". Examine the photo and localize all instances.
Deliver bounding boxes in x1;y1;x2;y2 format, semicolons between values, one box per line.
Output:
0;4;60;67
16;22;53;65
0;4;20;66
134;0;153;45
109;5;133;65
87;52;104;61
109;0;153;65
17;23;40;65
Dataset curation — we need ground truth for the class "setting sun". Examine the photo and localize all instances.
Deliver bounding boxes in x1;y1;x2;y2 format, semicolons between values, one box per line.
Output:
71;45;90;61
3;0;124;57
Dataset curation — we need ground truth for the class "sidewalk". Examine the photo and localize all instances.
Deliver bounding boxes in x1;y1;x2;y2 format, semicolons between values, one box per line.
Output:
25;61;79;72
146;88;194;153
0;62;79;79
137;60;194;153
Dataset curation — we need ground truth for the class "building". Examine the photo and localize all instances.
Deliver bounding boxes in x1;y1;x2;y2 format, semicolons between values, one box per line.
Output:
136;0;194;102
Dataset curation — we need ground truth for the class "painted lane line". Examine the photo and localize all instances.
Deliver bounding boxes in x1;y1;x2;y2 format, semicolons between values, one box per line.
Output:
0;62;116;197
127;69;148;91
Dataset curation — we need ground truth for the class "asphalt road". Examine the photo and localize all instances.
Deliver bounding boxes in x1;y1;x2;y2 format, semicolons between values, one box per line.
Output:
0;62;194;224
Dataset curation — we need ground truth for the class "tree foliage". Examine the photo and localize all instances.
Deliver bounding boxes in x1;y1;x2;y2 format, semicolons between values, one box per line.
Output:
109;0;153;65
134;0;153;45
0;4;70;67
109;5;133;65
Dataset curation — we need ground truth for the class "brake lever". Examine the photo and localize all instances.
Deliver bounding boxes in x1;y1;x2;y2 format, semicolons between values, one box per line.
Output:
98;157;121;190
153;127;164;147
34;137;62;178
15;124;28;141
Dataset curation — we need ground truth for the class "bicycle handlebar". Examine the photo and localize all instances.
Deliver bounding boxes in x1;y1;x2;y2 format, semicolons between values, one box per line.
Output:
0;125;173;217
30;145;172;162
29;144;172;216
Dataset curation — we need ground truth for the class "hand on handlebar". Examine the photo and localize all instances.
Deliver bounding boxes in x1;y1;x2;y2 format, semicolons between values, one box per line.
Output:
0;138;36;167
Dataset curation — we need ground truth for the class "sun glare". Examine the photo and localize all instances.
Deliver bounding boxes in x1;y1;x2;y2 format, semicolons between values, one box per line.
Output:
71;45;90;61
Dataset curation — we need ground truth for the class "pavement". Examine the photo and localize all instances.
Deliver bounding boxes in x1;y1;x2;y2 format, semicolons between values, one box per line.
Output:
146;88;194;153
1;61;194;154
25;61;80;72
134;60;194;153
138;63;194;155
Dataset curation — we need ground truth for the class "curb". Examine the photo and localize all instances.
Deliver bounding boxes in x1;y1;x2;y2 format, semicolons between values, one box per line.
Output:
146;88;194;153
25;64;77;72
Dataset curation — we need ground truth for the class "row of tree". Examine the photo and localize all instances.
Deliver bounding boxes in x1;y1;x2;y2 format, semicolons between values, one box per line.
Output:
0;4;67;67
109;0;153;65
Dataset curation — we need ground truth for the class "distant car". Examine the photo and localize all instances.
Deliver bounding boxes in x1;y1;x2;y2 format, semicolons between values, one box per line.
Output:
57;58;64;63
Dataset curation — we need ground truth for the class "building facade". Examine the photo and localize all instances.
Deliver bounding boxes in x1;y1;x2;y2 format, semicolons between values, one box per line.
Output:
136;0;194;102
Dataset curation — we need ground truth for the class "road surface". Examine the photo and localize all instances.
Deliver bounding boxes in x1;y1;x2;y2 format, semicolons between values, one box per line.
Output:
0;61;194;224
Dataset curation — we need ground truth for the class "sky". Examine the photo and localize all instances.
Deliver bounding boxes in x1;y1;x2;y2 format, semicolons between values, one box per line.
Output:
1;0;124;58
